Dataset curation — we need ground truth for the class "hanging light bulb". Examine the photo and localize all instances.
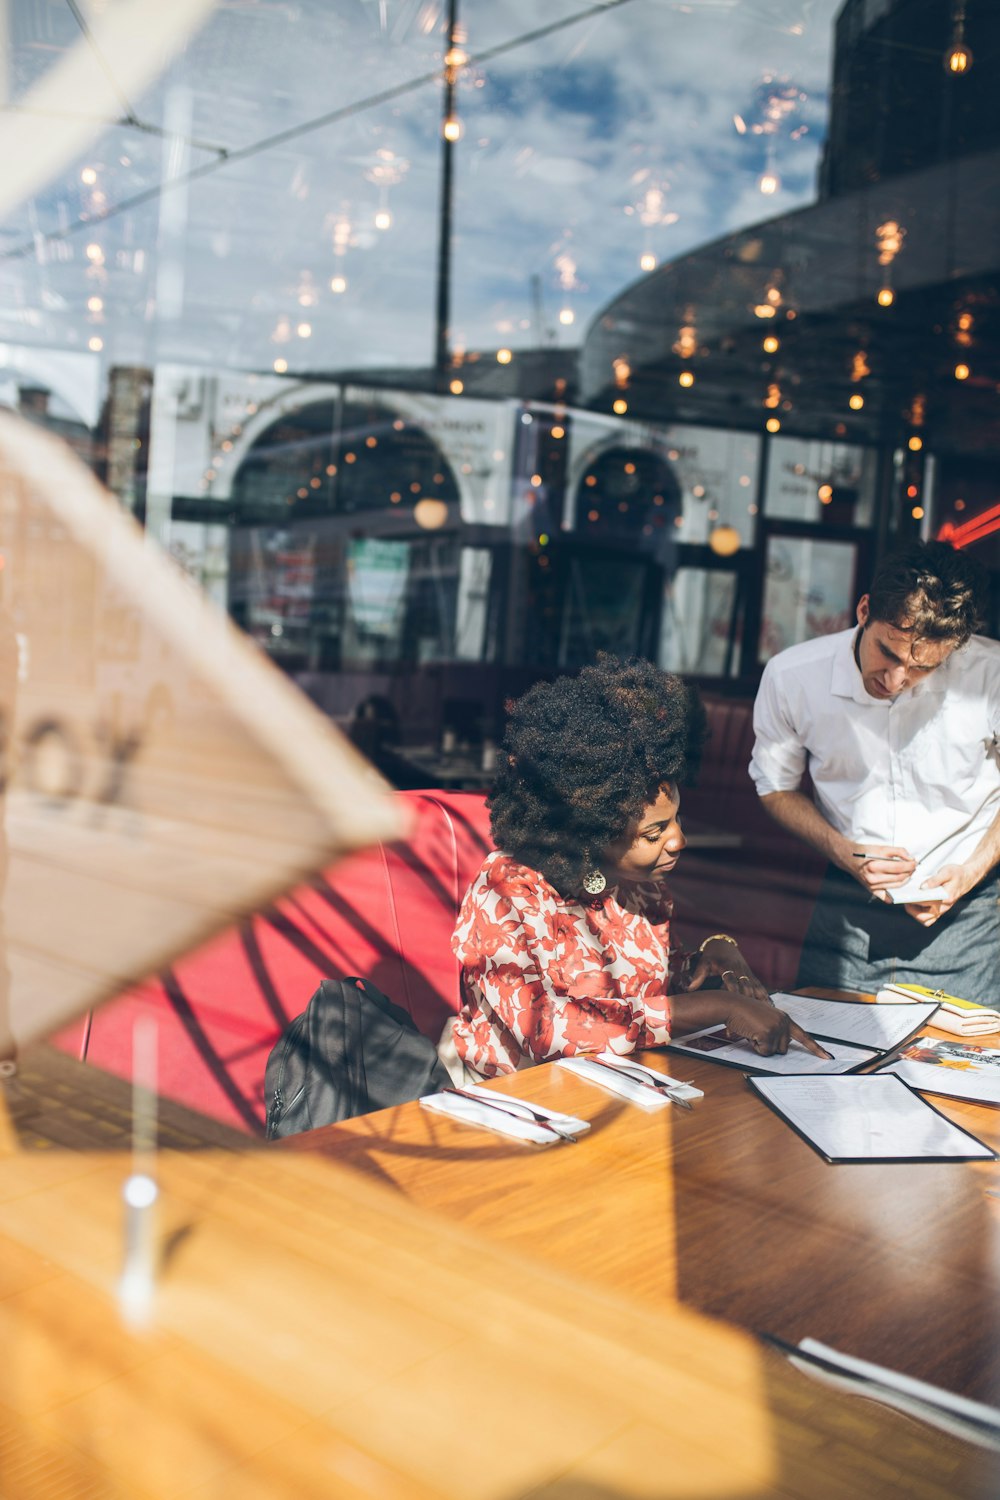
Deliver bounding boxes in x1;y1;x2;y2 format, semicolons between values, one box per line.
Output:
374;209;392;230
944;2;973;72
678;371;694;388
877;287;895;307
758;170;780;196
640;251;657;271
443;115;463;142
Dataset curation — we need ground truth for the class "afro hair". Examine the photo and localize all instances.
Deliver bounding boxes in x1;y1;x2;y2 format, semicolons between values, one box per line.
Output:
488;655;706;896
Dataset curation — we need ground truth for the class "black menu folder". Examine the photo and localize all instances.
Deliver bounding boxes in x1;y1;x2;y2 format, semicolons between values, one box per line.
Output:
748;1073;996;1163
668;993;939;1077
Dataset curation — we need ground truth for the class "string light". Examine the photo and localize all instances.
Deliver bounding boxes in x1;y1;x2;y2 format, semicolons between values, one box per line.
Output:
908;435;923;451
640;252;657;271
559;308;574;325
758;171;779;196
877;287;895;307
496;348;513;365
849;393;864;410
330;276;347;294
613;398;628;415
81;166;97;186
944;2;973;72
762;335;779;353
954;363;970;380
443;116;462;142
678;371;694;387
273;357;288;373
449;378;464;394
765;417;781;433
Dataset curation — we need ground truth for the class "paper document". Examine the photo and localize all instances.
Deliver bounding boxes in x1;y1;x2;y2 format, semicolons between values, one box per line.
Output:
668;1025;874;1074
749;1073;995;1161
770;993;938;1051
881;1038;1000;1106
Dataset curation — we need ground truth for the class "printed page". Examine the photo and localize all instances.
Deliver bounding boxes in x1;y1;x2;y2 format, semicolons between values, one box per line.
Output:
750;1074;995;1161
770;993;938;1050
668;1025;874;1074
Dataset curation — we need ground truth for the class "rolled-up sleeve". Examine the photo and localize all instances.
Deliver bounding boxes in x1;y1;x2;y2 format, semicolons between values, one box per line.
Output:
749;658;808;797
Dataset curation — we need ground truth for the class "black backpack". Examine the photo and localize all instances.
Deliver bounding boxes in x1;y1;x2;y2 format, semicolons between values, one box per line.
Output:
264;976;451;1139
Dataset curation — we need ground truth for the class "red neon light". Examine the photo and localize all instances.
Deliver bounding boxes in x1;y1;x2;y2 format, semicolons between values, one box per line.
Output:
940;502;1000;549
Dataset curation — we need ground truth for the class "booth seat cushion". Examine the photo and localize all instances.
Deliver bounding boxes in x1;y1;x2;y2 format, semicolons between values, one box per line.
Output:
49;791;494;1136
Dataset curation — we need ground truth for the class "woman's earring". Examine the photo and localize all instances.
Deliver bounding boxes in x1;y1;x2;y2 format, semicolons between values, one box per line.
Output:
582;868;607;896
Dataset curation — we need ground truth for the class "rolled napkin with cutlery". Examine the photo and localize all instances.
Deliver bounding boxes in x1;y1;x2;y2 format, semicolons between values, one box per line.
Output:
557;1053;704;1109
420;1084;590;1145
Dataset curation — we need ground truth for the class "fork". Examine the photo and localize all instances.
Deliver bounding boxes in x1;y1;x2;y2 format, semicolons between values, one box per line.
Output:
582;1056;694;1108
441;1087;579;1142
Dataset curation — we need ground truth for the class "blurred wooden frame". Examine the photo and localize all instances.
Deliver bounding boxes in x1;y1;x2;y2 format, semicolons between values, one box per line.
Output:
0;410;408;1055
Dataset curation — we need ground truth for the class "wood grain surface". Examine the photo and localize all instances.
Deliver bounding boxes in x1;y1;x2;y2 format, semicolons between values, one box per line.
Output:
0;1044;996;1498
289;1004;1000;1408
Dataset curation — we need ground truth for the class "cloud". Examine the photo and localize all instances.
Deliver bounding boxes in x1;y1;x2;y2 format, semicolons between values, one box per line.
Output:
0;0;843;379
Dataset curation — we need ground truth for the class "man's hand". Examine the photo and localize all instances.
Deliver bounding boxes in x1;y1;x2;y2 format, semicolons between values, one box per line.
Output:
849;844;916;897
686;938;772;1006
721;996;832;1058
904;862;974;927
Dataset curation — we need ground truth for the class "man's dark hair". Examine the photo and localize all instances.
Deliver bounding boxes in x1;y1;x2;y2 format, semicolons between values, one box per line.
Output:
488;655;706;896
867;540;987;645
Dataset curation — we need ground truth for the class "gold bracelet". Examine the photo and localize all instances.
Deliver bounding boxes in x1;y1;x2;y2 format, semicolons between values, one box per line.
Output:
699;933;738;953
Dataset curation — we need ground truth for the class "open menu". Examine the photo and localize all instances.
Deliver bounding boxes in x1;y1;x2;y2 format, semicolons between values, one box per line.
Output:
666;1026;875;1076
748;1074;996;1163
880;1038;1000;1107
667;993;938;1076
768;993;939;1050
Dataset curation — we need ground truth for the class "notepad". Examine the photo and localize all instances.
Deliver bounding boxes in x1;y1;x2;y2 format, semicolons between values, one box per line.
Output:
748;1073;996;1162
884;872;949;905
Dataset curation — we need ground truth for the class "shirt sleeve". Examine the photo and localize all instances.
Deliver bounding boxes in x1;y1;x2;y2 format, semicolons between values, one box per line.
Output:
453;862;671;1068
749;656;809;797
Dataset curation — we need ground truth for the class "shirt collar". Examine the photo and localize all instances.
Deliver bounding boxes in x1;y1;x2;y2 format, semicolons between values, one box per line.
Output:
830;625;953;705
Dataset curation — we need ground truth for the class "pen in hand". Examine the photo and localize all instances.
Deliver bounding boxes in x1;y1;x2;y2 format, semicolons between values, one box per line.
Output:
852;852;905;861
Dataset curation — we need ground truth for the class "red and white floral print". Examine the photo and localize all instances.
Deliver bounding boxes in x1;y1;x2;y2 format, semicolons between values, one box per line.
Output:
450;850;685;1078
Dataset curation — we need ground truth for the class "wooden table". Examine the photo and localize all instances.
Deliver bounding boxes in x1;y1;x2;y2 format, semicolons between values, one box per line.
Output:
289;1005;1000;1409
0;1041;997;1497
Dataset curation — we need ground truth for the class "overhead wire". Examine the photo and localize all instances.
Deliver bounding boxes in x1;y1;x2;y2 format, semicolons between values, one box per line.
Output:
0;0;638;262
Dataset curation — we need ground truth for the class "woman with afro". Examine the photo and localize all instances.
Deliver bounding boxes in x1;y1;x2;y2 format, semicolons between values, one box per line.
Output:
441;657;826;1080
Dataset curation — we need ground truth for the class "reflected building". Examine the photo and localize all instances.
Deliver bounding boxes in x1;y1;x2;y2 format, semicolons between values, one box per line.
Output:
581;0;1000;674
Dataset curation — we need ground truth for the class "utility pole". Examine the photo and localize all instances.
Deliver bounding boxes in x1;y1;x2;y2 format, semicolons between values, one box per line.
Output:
434;0;461;392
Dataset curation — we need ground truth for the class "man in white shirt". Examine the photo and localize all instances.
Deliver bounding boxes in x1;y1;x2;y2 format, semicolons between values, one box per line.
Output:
750;541;1000;1001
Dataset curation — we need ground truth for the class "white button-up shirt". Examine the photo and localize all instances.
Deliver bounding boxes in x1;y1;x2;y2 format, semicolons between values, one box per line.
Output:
749;627;1000;869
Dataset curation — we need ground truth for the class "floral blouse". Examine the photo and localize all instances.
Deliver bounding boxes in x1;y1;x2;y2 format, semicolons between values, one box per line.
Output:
449;849;684;1078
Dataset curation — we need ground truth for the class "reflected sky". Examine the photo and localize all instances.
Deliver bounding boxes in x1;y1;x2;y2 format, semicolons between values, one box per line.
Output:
0;0;839;378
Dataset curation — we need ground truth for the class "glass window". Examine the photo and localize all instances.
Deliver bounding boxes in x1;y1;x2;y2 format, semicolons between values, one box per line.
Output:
765;437;877;527
759;535;858;663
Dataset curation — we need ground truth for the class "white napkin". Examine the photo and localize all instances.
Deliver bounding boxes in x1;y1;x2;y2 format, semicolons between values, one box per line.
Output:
420;1085;590;1145
557;1053;703;1109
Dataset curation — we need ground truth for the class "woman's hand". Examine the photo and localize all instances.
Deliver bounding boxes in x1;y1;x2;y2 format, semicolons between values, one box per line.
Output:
687;937;772;1006
670;991;832;1059
721;995;831;1058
